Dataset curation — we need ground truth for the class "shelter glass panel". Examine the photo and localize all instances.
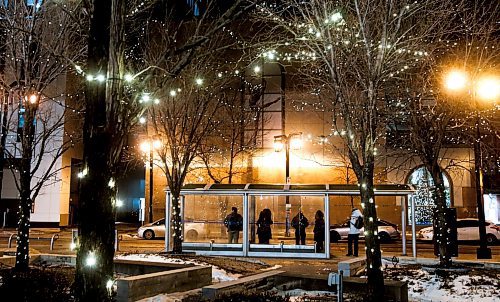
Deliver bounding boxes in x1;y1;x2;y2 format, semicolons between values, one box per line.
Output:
183;195;243;244
248;195;325;247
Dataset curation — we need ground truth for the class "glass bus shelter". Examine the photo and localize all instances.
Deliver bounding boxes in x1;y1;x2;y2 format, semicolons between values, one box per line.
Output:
165;184;416;259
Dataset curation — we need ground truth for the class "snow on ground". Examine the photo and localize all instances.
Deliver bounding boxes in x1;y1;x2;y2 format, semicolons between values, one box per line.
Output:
396;268;500;302
261;264;282;271
274;289;336;302
115;253;241;282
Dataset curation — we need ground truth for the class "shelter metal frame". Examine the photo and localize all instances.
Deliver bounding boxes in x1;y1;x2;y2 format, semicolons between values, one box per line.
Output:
165;184;417;259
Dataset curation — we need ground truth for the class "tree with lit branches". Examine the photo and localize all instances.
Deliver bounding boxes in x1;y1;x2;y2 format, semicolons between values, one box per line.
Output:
0;0;84;271
395;0;499;265
255;0;461;299
74;0;256;299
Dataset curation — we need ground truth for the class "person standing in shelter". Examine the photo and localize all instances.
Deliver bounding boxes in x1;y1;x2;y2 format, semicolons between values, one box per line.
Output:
224;207;243;243
313;210;326;252
292;209;309;245
257;208;273;244
347;207;363;256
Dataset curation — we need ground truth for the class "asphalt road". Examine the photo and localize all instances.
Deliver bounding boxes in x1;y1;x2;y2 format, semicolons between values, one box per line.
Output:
1;228;498;261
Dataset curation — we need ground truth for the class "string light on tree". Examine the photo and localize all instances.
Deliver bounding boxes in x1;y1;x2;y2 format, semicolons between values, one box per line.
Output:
85;251;97;267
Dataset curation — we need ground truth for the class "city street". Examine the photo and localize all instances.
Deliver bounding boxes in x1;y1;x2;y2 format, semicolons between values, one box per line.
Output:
1;227;498;261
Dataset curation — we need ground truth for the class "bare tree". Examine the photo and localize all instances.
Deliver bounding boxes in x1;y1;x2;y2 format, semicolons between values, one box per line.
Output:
148;64;241;253
129;1;258;254
256;0;459;299
0;0;84;271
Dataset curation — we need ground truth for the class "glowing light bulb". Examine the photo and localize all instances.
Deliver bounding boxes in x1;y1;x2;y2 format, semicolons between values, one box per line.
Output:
96;74;106;82
85;252;96;267
124;73;134;82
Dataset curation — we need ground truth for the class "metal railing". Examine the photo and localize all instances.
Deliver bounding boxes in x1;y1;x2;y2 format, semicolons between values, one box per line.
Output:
8;233;59;251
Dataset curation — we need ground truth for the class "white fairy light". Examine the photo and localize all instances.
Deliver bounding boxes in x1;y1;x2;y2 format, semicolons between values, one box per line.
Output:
85;252;96;267
141;93;150;102
124;73;134;82
96;74;106;82
106;279;114;290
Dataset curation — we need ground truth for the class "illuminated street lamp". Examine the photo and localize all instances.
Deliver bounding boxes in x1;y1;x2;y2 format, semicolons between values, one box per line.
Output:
444;70;499;259
274;132;302;236
140;138;162;223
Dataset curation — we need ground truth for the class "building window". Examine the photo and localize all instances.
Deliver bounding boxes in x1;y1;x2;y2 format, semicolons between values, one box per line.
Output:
407;166;451;225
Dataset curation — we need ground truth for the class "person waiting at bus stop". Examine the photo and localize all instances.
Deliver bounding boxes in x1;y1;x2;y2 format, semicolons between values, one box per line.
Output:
257;208;273;244
224;207;243;243
313;210;326;252
347;207;363;256
292;209;309;245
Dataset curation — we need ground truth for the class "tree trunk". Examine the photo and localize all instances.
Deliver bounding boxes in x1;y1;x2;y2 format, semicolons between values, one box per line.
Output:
359;172;384;301
0;25;7;202
74;0;114;300
15;101;37;270
171;190;183;253
427;162;451;267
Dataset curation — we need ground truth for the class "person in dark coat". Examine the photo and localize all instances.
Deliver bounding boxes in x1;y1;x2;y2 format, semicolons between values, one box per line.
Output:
256;208;273;244
313;210;326;252
224;207;243;243
291;210;309;245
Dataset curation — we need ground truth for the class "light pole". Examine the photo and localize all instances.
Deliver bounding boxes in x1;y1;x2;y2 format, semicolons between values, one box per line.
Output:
274;132;302;236
444;70;499;259
140;138;161;223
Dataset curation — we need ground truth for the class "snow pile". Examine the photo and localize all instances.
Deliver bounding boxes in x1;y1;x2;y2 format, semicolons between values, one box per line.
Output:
115;253;241;282
397;269;500;302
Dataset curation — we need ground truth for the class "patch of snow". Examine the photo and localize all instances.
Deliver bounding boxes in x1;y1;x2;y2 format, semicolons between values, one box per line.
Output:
398;269;500;302
115;253;240;282
261;264;282;271
275;289;336;302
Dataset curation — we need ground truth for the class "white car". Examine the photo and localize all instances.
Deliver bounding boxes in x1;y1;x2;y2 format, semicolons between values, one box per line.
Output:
138;218;206;240
329;219;401;243
417;218;500;244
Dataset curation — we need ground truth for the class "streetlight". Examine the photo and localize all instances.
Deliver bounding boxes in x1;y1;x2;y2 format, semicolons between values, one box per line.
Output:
274;132;302;236
140;138;162;223
444;69;499;259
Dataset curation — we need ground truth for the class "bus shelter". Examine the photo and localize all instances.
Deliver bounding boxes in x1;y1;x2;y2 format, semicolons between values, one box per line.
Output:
165;184;416;259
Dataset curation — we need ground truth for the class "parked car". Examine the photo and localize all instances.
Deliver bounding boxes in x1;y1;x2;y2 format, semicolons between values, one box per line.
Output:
329;219;400;243
417;218;500;244
137;218;206;240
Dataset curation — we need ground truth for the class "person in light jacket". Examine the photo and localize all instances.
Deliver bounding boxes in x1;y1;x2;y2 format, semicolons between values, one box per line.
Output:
347;207;363;256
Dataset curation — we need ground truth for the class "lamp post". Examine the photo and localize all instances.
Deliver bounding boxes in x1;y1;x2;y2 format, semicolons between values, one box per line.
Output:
274;132;302;236
140;138;161;223
444;70;499;259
